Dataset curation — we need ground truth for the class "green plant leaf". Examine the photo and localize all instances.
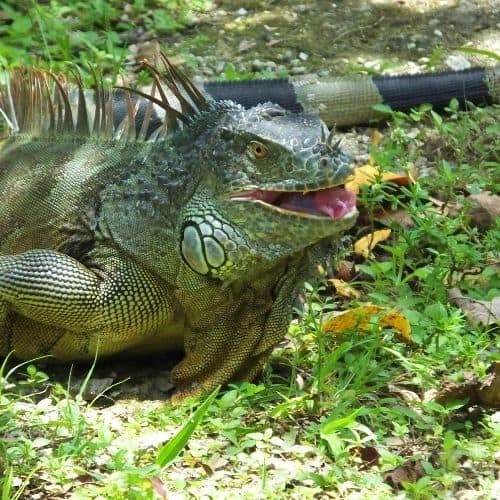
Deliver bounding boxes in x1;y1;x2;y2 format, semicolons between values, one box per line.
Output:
156;386;220;469
456;47;500;61
1;466;12;500
321;407;365;434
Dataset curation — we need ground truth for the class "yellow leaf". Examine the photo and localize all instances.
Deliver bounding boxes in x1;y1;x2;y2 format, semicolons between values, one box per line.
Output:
316;264;326;276
354;229;391;258
345;164;379;194
329;278;361;299
345;164;413;194
322;305;411;342
371;129;383;146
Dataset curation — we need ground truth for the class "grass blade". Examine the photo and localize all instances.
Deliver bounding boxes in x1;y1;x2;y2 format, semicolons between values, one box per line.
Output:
156;386;220;470
1;467;12;500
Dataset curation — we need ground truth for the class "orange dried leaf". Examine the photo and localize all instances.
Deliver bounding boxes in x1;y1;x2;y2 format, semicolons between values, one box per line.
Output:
383;172;412;186
329;278;361;299
323;305;385;332
354;229;391;258
323;305;411;342
379;311;411;341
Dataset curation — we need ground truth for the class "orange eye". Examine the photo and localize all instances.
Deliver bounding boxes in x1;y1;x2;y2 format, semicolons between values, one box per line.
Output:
249;141;269;159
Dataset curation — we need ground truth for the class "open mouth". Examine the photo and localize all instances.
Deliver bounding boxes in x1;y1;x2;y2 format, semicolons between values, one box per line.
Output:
231;186;357;219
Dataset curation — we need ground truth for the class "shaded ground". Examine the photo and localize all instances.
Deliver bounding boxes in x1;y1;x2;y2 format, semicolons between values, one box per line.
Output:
154;0;500;77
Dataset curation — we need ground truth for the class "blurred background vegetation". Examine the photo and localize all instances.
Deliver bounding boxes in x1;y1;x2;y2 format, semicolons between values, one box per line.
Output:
0;0;207;76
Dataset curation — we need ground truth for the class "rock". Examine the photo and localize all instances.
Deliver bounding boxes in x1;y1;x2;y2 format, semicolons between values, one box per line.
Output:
298;51;309;61
238;39;256;53
251;59;266;71
280;50;294;63
215;61;225;74
445;54;472;71
290;66;307;75
236;8;248;17
80;377;115;401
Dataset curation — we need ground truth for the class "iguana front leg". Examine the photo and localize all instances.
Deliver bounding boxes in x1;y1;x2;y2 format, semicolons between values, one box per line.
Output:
170;292;275;403
0;248;174;359
170;260;307;403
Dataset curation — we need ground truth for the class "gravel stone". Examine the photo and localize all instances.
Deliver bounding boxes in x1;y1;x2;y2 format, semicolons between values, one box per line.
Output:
290;66;307;75
446;54;472;71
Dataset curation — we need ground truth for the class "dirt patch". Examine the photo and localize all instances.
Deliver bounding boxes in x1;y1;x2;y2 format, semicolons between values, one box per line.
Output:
156;0;500;78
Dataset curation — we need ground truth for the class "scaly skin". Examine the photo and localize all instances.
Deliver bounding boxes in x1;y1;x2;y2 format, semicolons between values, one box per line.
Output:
0;60;357;401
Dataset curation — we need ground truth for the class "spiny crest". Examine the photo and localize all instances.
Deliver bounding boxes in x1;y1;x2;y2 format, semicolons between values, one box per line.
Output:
0;53;209;142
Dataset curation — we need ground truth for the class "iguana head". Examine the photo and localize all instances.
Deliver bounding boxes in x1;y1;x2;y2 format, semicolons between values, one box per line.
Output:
179;100;357;279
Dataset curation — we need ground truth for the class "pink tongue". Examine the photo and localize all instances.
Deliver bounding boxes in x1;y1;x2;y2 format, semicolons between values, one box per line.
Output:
277;187;356;219
314;187;357;219
249;187;356;219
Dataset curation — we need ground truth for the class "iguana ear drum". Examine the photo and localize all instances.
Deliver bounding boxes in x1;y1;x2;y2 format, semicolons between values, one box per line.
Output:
181;222;227;275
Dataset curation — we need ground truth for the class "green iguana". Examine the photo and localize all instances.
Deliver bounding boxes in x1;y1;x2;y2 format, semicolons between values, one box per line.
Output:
0;56;357;401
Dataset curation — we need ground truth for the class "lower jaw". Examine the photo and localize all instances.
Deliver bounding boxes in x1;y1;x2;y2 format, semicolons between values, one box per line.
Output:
229;201;358;246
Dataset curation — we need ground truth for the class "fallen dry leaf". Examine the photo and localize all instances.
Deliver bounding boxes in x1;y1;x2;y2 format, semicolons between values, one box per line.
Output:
374;207;415;228
434;363;500;409
467;192;500;231
329;278;361;299
335;260;356;282
384;461;425;489
388;384;421;408
371;129;383;146
434;373;478;406
448;288;500;326
468;191;500;217
445;191;500;231
345;164;413;194
354;229;392;258
476;362;500;408
350;445;380;469
150;477;168;499
323;304;411;342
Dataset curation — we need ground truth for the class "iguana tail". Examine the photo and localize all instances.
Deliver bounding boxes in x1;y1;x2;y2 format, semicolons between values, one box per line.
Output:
202;65;500;127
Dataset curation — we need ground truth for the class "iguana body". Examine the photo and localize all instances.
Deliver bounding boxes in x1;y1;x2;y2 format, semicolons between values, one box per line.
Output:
0;58;357;401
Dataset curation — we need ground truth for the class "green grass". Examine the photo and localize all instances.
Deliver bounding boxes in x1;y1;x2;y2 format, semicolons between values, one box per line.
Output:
0;0;207;78
0;1;499;497
0;101;498;497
